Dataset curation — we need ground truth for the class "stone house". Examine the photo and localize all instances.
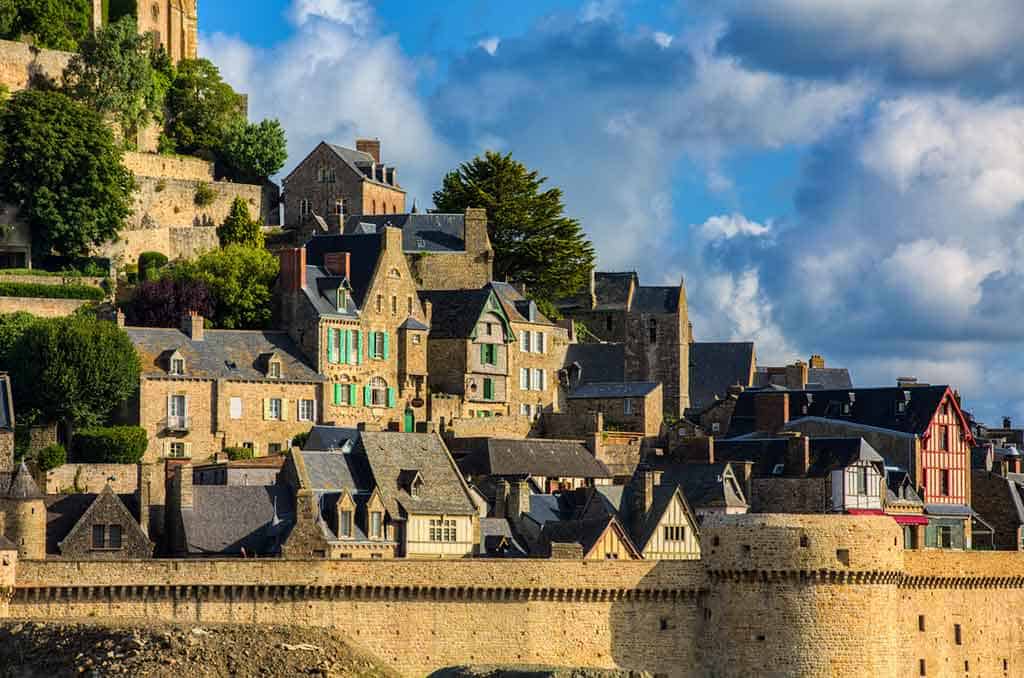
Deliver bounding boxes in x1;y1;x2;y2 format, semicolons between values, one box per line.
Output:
276;226;430;431
537;515;641;560
565;381;663;439
419;287;516;419
193;455;285;486
557;272;690;417
281;426;480;559
344;210;494;290
281;140;405;235
125;313;324;462
43;485;153;560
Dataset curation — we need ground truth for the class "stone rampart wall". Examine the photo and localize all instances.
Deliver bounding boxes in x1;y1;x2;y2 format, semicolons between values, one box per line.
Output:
447;414;535;439
44;464;139;495
0;297;91;317
123;152;214;182
0;39;71;92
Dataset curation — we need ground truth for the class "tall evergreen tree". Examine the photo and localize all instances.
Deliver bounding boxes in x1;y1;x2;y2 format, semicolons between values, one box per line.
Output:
217;197;265;249
433;151;595;310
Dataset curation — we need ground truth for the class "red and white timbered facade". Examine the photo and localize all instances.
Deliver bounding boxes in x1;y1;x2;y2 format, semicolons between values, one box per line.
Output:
918;388;973;507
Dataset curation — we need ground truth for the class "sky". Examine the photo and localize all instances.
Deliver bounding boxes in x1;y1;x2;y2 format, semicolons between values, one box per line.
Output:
200;0;1024;424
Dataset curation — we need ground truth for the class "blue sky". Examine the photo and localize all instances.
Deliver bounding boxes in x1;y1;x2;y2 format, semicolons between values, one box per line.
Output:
201;0;1024;424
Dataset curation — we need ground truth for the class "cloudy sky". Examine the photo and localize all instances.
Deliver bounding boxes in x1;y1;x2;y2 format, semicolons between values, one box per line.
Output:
201;0;1024;424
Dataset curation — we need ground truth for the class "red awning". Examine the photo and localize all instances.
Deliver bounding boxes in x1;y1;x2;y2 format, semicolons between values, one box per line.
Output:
890;514;929;526
846;509;885;515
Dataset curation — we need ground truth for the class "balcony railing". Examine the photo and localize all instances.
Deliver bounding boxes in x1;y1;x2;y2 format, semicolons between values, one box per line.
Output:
163;415;191;432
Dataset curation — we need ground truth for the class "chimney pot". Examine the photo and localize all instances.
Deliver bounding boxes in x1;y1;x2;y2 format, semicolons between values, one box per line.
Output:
356;138;381;163
809;354;825;369
181;311;204;341
754;392;790;434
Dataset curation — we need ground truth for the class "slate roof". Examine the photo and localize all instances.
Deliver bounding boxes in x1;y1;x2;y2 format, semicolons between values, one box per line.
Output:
568;381;659;399
886;468;924;505
0;535;14;551
301;265;357;319
539;516;637;557
455;438;612;479
344;214;465;253
632;286;679;313
418;289;493;339
479;517;528;557
712;437;883;478
688;342;755;413
593;273;635;310
303;231;385;308
633;484;692;551
808;367;853;390
651;462;749;510
490;282;554;325
127;328;322;382
525;493;577;525
563;344;626;384
6;462;41;499
301;426;477;517
181;485;294;556
728;385;955;437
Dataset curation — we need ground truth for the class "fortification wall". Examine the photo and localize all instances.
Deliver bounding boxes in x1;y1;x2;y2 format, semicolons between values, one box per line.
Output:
0;297;92;317
12;559;704;677
44;464;139;494
122;152;214;182
0;39;71;92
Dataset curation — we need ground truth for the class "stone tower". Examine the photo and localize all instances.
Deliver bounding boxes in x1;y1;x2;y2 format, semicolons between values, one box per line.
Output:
3;462;46;561
119;0;199;65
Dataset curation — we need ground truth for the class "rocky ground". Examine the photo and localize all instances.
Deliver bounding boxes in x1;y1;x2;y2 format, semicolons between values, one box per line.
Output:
429;668;652;678
0;620;397;678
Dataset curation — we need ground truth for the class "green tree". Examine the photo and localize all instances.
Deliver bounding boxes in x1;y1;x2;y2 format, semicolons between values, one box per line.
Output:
62;17;168;143
219;118;288;181
0;311;37;367
432;151;595;309
217;197;265;248
0;90;134;258
163;58;244;158
174;245;279;329
0;0;92;51
8;315;141;428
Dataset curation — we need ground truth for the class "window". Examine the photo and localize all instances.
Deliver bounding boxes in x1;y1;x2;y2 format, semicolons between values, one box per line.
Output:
605;315;613;332
268;443;283;455
624;399;634;415
369;377;388;407
268;362;281;378
521;331;531;352
300;199;311;216
663;526;686;542
854;466;868;495
170;357;185;375
340;510;352;538
229;397;242;420
936;425;949;451
371;200;376;214
954;623;962;645
299;399;316;422
532;368;545;391
711;422;721;433
939;469;951;496
92;525;122;550
533;331;545;354
939;525;953;548
412;333;421;345
370;511;383;538
92;525;105;549
333;199;345;216
372;332;386;358
520;404;532;417
483;377;494;401
481;343;497;365
896;400;907;414
520;368;530;390
269;398;282;420
108;524;122;549
318;165;336;183
169;394;186;417
391;295;397;315
648;318;657;343
429;518;457;542
376;295;383;313
918;615;925;631
169;442;186;458
605;552;619;560
407;297;413;315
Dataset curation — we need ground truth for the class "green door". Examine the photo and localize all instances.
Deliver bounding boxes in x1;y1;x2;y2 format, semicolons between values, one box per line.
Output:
403;409;415;433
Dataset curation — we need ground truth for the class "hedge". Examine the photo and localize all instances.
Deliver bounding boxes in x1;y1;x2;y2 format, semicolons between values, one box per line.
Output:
138;252;168;274
0;282;105;300
224;446;254;461
72;426;148;464
37;443;67;471
0;269;88;278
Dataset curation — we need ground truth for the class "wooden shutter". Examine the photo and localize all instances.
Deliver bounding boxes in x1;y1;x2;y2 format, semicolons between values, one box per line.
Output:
364;384;372;406
387;388;396;408
356;331;364;364
327;328;337;363
263;398;271;420
383;331;390;359
183;443;193;458
281;399;291;420
537;332;545;353
349;383;358;406
480;344;487;364
333;383;341;405
343;330;351;364
483;378;493;401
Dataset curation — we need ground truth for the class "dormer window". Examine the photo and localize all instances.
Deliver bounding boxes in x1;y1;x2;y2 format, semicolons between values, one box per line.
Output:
336;289;347;311
339;509;353;537
170;356;185;375
398;469;423;496
268;362;281;378
896;401;907;415
370;511;383;539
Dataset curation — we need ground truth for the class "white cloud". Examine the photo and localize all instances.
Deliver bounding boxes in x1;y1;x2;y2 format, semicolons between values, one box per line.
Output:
698;213;771;240
289;0;373;32
653;32;674;48
477;37;500;56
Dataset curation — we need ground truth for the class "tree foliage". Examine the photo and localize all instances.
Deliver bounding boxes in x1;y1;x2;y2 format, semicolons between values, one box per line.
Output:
73;425;148;463
432;151;595;308
0;312;37;367
0;89;133;258
217;197;264;249
219;118;288;181
36;443;66;471
129;276;213;328
62;17;170;142
173;245;279;329
8;315;141;428
163;58;243;158
0;0;93;51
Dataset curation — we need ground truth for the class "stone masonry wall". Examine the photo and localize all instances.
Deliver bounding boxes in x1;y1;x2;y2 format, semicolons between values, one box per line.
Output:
122;152;214;182
0;297;91;317
44;464;139;495
0;39;71;92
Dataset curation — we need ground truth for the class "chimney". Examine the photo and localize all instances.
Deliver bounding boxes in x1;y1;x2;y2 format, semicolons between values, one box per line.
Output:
463;208;491;258
181;311;204;341
809;354;825;369
754;392;790;434
382;225;403;252
1004;416;1013;429
640;470;657;515
785;361;809;389
279;247;307;292
386;167;396;186
494;479;509;518
137;464;151;537
675;436;714;464
115;310;126;328
423;300;433;327
783;432;810;475
324;251;351;279
507;479;529;521
175;462;193;510
897;376;919;388
356;138;381;163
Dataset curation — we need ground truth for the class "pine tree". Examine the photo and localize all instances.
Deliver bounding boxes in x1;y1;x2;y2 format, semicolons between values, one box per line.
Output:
217;197;264;249
433;151;595;312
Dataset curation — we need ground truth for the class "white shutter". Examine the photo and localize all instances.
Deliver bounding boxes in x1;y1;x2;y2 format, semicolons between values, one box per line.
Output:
166;394;173;418
229;397;242;420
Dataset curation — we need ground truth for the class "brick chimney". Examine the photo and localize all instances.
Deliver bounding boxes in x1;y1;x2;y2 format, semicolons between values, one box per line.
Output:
783;432;810;475
785;361;809;389
356;138;381;163
324;251;351;279
754;392;790;433
382;225;403;252
279;247;307;292
809;354;825;369
181;311;204;341
640;469;658;515
463;208;492;259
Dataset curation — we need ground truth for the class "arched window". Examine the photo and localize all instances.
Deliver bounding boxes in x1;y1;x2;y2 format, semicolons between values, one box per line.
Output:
371;200;377;215
300;199;311;217
369;377;388;407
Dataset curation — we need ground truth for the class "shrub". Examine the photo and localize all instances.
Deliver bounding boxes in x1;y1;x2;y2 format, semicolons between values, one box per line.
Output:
72;425;148;463
138;251;168;273
291;431;311;449
37;443;67;471
194;182;217;207
224;446;254;461
0;282;104;300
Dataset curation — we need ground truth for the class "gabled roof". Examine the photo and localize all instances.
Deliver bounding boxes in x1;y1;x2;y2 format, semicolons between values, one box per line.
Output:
303;231;385;308
633;484;698;552
419;288;512;340
568;381;659;400
593;272;636;310
808;367;853;390
645;461;748;510
53;485;153;557
43;490;141;555
127;327;322;383
728;385;961;438
455;438;612;479
688;342;755;413
713;437;883;478
489;282;555;326
182;485;295;556
344;214;464;253
563;343;626;384
632;286;680;313
302;265;358;319
283;141;403;191
539;515;640;558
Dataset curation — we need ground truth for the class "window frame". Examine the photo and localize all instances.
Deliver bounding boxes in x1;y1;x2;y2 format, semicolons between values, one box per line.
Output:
339;510;353;538
269;397;283;420
370;511;383;539
939;468;951;497
170;357;185;375
298;399;316;422
369;377;388;407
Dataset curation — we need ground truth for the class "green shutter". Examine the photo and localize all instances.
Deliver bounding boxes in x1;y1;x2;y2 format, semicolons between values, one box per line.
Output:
327;328;337;363
364;384;372;406
382;331;390;359
339;329;348;365
480;344;487;364
483;378;493;400
344;330;352;364
357;331;364;364
333;383;341;405
387;387;395;408
349;383;357;406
